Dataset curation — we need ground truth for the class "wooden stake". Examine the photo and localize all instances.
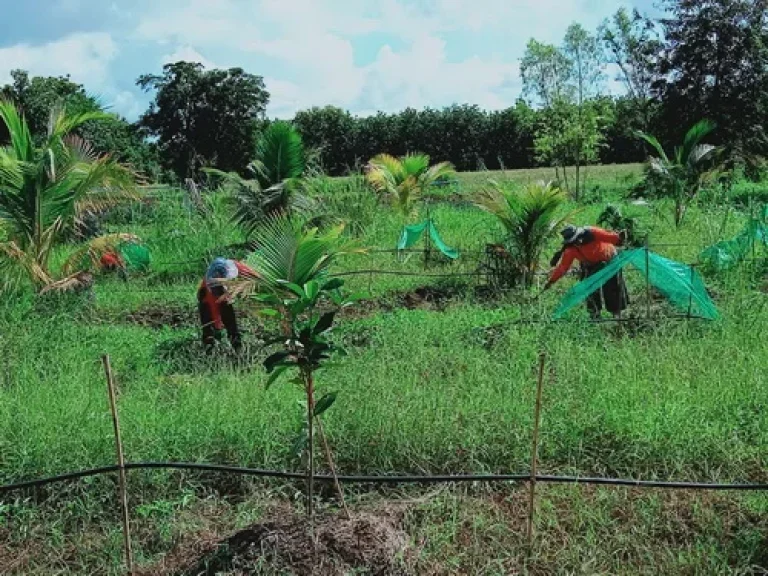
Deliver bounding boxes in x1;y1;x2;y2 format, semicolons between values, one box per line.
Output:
687;264;695;318
101;354;133;574
316;417;351;520
644;239;652;320
526;351;547;549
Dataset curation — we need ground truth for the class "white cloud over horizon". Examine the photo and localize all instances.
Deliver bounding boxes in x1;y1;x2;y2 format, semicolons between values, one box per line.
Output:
0;0;650;120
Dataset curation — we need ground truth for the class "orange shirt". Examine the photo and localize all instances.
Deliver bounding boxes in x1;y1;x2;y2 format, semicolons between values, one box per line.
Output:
549;227;621;284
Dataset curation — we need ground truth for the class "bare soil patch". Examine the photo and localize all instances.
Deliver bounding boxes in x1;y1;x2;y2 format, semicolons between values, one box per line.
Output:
162;506;411;576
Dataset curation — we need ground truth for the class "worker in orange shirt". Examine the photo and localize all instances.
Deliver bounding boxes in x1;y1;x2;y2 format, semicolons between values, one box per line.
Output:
544;225;629;319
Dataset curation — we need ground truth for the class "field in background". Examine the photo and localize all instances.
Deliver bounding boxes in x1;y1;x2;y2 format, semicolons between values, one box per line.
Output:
1;163;767;574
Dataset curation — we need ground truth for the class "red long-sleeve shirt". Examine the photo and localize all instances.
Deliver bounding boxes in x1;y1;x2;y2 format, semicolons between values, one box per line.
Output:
549;227;621;285
198;261;258;329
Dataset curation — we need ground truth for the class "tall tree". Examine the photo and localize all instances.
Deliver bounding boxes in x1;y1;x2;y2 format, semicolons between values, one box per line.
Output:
137;62;269;180
1;70;96;138
655;0;768;162
600;8;661;109
562;23;606;199
520;39;573;108
293;106;357;174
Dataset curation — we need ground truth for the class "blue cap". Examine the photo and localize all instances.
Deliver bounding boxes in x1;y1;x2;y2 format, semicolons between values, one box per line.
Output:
206;257;238;286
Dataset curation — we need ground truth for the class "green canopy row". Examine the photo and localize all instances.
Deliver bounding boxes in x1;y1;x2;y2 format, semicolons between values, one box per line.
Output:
699;205;768;272
397;219;459;259
554;249;719;320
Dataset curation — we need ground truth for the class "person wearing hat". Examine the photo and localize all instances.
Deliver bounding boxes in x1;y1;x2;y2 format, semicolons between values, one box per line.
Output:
197;257;258;353
544;225;629;319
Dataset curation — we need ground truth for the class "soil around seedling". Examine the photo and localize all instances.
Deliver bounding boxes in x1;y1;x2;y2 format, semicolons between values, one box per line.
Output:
170;507;411;576
123;305;194;329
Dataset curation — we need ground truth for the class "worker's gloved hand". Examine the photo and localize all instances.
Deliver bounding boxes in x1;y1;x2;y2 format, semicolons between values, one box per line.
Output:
542;279;553;292
618;229;628;246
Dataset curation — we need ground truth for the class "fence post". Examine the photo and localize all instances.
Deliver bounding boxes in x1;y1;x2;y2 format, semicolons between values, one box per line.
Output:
644;238;652;320
527;351;547;549
101;355;133;574
687;264;695;319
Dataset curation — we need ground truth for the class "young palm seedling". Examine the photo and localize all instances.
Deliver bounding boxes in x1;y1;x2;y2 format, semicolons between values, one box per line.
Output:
229;215;364;520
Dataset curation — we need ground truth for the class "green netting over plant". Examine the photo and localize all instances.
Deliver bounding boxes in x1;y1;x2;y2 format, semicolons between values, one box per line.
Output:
118;242;151;272
553;249;719;320
397;219;459;259
699;205;768;272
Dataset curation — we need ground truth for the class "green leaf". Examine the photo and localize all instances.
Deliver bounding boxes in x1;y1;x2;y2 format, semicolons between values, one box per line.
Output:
313;392;337;417
313;311;336;335
264;351;292;373
322;278;344;291
265;366;289;389
258;308;280;317
255;293;281;306
304;280;319;301
277;280;306;298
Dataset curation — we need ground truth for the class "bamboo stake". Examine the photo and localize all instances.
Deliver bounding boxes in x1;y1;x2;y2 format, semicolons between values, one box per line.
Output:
527;351;547;549
687;264;695;318
644;238;652;320
101;355;133;574
305;370;315;522
316;417;351;520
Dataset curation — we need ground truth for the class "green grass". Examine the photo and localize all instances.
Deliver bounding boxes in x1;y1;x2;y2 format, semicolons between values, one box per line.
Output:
1;163;767;574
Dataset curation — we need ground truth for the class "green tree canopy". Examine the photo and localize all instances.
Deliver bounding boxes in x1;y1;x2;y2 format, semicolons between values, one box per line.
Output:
137;61;270;180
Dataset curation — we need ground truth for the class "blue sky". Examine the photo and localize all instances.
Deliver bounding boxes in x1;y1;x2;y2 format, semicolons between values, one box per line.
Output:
0;0;658;121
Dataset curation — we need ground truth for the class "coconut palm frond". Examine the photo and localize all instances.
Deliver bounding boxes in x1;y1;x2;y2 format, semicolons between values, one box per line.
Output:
229;214;365;300
637;119;720;228
0;99;138;287
475;181;576;283
39;271;95;295
253;121;306;190
0;241;53;286
62;233;141;275
365;153;456;218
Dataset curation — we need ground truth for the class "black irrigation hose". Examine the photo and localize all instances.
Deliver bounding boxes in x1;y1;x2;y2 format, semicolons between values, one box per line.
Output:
2;462;768;495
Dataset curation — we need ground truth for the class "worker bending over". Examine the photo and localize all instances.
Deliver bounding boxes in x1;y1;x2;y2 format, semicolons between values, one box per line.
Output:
544;225;629;319
198;257;257;353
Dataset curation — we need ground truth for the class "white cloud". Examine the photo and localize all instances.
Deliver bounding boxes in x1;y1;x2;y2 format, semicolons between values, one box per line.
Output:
107;90;145;119
358;35;520;114
160;45;216;69
0;32;117;89
129;0;630;117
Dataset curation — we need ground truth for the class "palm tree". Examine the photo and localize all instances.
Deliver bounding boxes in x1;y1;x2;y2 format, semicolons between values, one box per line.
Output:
474;180;577;286
0;100;138;289
365;153;455;218
637;119;719;228
205;121;315;235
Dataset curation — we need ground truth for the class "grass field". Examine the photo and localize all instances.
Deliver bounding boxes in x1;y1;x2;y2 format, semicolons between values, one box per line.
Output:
1;163;767;574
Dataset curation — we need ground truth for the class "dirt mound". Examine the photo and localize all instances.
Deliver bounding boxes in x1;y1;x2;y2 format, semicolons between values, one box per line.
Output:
398;285;458;310
176;509;411;576
124;306;193;329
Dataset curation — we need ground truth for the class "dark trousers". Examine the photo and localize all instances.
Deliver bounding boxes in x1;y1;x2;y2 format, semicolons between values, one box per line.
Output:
198;285;242;353
580;261;629;318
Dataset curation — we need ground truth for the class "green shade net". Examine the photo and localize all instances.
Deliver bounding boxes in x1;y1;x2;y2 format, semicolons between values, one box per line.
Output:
118;242;151;272
397;219;459;259
553;249;719;320
699;205;768;272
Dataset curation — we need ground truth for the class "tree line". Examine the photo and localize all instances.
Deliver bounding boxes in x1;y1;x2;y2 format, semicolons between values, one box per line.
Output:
1;0;766;184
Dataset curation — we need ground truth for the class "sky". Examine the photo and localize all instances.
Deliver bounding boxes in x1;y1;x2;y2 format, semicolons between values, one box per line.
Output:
0;0;658;121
